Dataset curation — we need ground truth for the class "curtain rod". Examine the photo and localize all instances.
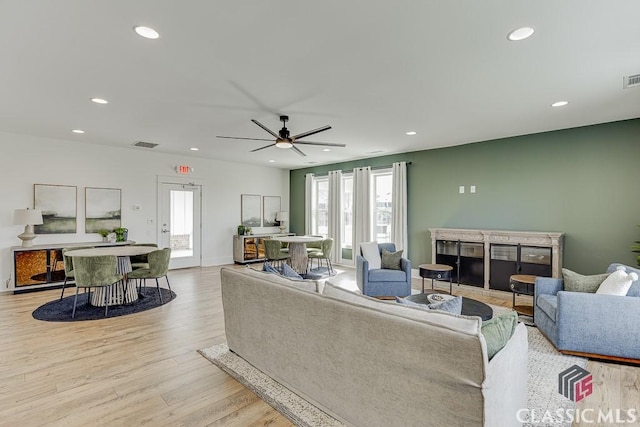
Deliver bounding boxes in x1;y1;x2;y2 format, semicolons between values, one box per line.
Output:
308;161;411;177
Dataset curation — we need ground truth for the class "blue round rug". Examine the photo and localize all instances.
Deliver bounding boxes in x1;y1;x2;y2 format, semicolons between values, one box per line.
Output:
32;287;176;322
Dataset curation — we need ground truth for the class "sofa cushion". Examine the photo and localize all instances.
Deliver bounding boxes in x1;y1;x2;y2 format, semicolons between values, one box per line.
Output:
536;294;558;321
562;268;609;293
360;242;381;269
396;295;463;315
381;249;403;270
597;265;638;296
369;268;406;282
481;311;518;359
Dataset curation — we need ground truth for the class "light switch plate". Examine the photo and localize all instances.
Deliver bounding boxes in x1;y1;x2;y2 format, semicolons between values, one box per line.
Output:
459;186;465;194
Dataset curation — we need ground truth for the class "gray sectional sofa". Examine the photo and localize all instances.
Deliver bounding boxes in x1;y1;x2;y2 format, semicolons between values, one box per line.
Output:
221;266;528;427
535;263;640;362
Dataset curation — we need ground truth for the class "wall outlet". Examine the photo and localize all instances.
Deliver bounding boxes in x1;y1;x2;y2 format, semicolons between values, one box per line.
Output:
459;186;465;194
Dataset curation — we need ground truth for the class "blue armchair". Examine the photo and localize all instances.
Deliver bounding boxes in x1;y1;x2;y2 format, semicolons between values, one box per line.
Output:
356;243;412;297
535;263;640;361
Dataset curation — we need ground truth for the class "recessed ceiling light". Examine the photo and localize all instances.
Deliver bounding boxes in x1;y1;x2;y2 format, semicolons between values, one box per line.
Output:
507;26;535;41
269;160;275;163
406;131;417;136
551;101;569;107
71;129;85;134
90;97;108;104
322;148;330;152
190;147;199;151
134;26;160;39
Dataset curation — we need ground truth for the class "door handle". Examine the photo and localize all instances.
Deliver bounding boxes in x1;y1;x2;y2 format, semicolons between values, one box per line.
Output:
162;228;170;233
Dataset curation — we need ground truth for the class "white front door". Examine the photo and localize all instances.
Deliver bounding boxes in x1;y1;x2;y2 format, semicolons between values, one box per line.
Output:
159;182;202;269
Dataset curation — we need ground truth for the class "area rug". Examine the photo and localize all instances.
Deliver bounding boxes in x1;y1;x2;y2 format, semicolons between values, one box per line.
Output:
32;287;176;322
199;327;586;427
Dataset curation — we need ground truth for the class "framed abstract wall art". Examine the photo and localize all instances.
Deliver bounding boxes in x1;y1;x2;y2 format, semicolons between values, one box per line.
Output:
85;187;122;233
241;194;261;227
262;196;281;227
34;184;77;234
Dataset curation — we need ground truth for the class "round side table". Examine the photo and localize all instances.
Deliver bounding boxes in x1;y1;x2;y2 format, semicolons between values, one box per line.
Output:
510;274;537;319
419;264;454;294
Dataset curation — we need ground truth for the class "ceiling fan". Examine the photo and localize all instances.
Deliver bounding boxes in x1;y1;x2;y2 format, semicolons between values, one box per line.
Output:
216;115;346;157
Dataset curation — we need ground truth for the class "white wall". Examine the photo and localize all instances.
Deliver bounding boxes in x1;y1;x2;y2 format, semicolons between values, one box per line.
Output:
0;131;289;292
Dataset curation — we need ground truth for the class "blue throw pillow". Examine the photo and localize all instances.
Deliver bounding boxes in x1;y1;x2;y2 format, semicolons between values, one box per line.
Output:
262;261;280;274
396;295;462;315
281;263;303;280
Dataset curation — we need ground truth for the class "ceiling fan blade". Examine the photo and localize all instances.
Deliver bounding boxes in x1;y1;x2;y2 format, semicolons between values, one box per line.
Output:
216;136;275;142
250;143;276;152
251;119;280;139
291;125;332;141
291;145;307;157
294;141;347;148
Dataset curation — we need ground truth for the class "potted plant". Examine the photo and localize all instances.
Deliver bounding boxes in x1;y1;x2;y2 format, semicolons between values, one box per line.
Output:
97;229;110;242
632;227;640;267
237;225;246;236
113;227;128;242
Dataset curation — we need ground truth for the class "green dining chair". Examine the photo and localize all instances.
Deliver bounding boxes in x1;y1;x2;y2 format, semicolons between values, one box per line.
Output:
308;238;334;275
263;239;290;269
72;255;124;318
127;248;172;304
129;243;159;270
60;246;94;300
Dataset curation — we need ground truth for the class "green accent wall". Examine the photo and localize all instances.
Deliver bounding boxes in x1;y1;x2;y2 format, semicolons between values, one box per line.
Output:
290;118;640;274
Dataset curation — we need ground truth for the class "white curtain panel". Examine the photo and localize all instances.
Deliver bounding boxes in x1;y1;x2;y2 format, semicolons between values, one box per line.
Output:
391;161;408;257
304;173;313;235
328;170;342;264
352;166;371;265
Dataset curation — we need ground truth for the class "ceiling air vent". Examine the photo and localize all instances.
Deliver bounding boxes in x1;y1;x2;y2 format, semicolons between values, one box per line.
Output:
623;74;640;89
133;141;158;149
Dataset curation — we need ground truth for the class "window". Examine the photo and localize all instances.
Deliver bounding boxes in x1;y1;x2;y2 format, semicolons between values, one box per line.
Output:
372;171;392;243
311;177;328;237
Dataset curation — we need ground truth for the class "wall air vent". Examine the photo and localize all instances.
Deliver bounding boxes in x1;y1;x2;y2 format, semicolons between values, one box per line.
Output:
623;74;640;89
133;141;158;148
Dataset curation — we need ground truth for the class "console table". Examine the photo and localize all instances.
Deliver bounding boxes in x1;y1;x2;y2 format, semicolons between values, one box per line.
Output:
429;228;563;292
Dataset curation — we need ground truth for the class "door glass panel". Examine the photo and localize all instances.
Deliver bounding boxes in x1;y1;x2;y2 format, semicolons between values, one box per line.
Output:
170;190;194;258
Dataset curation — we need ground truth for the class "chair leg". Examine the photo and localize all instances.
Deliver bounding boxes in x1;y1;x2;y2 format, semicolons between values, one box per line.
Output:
60;277;68;300
122;280;129;304
104;286;110;317
327;258;334;275
72;286;80;318
156;278;164;304
165;275;172;293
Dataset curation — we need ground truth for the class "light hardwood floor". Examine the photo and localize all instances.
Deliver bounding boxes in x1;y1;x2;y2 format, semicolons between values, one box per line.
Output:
0;265;637;426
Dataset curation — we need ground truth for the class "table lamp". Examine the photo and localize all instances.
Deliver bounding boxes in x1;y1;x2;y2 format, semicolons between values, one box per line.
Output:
13;208;43;247
276;211;289;233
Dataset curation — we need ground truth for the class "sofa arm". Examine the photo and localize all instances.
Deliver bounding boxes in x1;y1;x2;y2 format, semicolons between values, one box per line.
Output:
400;258;412;281
356;255;368;293
535;277;563;296
556;291;640;358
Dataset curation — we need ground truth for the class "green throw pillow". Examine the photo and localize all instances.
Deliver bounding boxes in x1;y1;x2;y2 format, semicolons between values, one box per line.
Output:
481;311;517;359
562;268;610;293
381;249;403;270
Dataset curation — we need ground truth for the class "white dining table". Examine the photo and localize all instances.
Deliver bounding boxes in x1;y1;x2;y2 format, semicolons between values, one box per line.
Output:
67;246;157;306
272;236;323;274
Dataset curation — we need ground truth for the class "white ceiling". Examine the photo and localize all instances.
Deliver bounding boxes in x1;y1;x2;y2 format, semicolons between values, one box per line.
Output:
2;1;639;170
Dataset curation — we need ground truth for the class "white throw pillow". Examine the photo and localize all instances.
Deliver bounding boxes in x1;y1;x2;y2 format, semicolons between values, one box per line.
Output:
360;242;381;269
596;265;638;296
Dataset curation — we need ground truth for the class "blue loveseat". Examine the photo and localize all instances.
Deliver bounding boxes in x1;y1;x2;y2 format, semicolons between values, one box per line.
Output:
535;263;640;362
356;242;412;297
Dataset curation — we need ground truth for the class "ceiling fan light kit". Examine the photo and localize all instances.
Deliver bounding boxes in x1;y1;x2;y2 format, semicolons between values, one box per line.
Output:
217;115;345;157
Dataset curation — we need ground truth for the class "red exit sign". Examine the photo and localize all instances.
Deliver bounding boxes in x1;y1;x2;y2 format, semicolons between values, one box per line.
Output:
176;165;192;174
